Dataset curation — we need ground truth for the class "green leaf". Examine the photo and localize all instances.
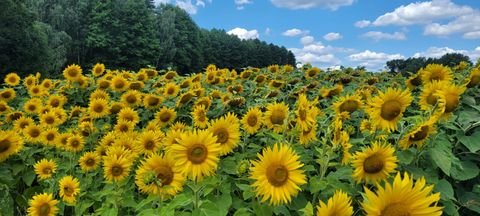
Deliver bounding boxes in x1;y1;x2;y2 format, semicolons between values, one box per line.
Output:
0;166;14;185
220;157;237;175
300;202;314;216
459;192;480;214
428;135;455;175
397;149;415;165
75;201;94;216
309;176;328;194
233;208;251;216
22;169;36;187
442;199;459;216
459;131;480;153
252;201;273;216
138;209;157;216
450;161;479;181
435;179;455;201
0;186;14;216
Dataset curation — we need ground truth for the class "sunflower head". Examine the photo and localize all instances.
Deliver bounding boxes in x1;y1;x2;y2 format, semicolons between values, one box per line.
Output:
264;102;289;133
0;130;24;162
435;82;466;117
89;98;110;119
27;193;59;216
352;141;398;184
467;67;480;88
34;159;57;180
63;64;83;81
317;190;354;216
92;63;106;77
250;143;307;206
420;64;453;83
155;107;177;127
79;151;101;172
208;113;240;156
399;118;437;149
59;175;80;204
110;75;129;92
4;73;21;86
0;88;16;102
333;95;363;114
367;88;412;132
103;154;132;182
241;107;263;134
192;105;209;129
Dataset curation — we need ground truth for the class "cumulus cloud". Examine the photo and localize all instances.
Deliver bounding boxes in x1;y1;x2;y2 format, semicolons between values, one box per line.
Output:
372;0;473;26
235;0;252;9
270;0;355;10
300;36;315;45
323;32;343;41
227;28;259;40
354;20;371;28
289;37;356;67
154;0;212;14
361;31;406;41
424;12;480;37
282;28;309;37
413;46;480;61
349;50;404;70
463;31;480;39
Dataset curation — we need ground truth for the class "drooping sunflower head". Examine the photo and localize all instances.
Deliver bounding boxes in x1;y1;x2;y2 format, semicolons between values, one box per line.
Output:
169;129;221;181
176;91;196;107
34;158;57;180
208;112;241;156
399;117;437;150
155;107;177;127
435;82;466;118
135;153;185;199
362;172;442;216
192;105;209;129
4;72;21;86
0;88;16;102
63;64;83;81
366;88;412;132
250;143;307;206
305;67;321;79
241;107;263;134
59;175;80;204
420;63;453;84
143;94;163;109
316;190;354;216
352;141;398;184
92;63;106;77
79;151;101;172
0;130;24;162
419;80;448;111
27;193;59;216
467;67;480;88
264;102;289;133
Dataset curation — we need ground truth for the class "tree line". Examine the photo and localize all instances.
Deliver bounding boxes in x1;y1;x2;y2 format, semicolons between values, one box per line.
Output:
0;0;296;77
386;53;472;76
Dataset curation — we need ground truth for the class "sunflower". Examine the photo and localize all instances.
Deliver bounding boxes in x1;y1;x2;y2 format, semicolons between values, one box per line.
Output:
164;83;180;97
89;89;110;101
46;95;66;108
136;130;164;155
155;107;177;127
59;175;80;204
0;101;10;114
406;74;422;90
92;63;106;77
14;116;34;131
55;133;71;150
195;96;212;110
295;94;319;131
264;102;289;133
419;80;448;111
241;107;263;134
192;105;209;129
103;154;132;182
176;91;196;107
116;107;138;125
23;98;42;114
467;67;480;88
305;67;321;79
435;83;466;118
110;75;129;92
333;94;363;115
362;172;442;216
97;78;111;90
114;119;135;134
41;79;53;90
420;64;453;83
169;129;221;181
63;64;82;81
109;102;126;115
27;193;59;216
88;98;109;119
366;88;412;132
113;133;141;157
164;71;178;80
208;113;241;156
79;151;101;172
4;72;20;86
164;129;184;149
39;111;61;128
352;141;397;184
41;127;59;146
24;125;43;143
34;159;57;180
135;153;185;199
28;85;46;97
250;143;307;206
299;124;317;146
399;118;437;149
268;64;280;73
316;190;353;216
255;74;267;84
121;90;142;107
143;94;163;109
0;88;16;102
0;130;24;162
66;134;84;152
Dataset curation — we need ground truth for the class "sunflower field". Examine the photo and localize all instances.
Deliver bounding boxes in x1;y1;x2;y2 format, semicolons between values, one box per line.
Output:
0;62;480;216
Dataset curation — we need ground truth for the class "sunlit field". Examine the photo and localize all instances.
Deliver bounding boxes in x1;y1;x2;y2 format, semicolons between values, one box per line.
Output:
1;63;480;215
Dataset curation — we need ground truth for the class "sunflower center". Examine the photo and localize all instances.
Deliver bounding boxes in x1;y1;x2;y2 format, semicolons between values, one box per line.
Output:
409;125;429;141
426;93;437;105
114;80;125;89
50;99;60;107
198;111;206;122
46;133;55;141
308;70;316;77
430;72;442;81
112;165;124;177
270;111;285;125
0;104;7;112
39;203;51;216
444;93;459;113
42;168;52;175
93;104;104;113
214;128;229;144
247;115;258;126
298;108;307;121
144;140;155;150
118;124;129;132
155;165;174;186
180;94;193;103
63;186;74;196
410;76;422;86
381;203;410;216
167;88;175;95
187;144;208;164
339;100;359;113
8;77;17;83
380;100;402;121
99;81;110;89
70;139;80;148
19;121;30;129
159;112;171;122
86;158;95;166
1;91;12;99
45;116;55;125
148;97;160;106
266;165;289;187
30;129;41;138
126;95;137;104
67;69;78;77
32;88;40;94
272;81;282;88
363;154;384;174
0;139;11;153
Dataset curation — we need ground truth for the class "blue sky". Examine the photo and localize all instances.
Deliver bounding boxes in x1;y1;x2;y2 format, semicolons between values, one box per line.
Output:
154;0;480;71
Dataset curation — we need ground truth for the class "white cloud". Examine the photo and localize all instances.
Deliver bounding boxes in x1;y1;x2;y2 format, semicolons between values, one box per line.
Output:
264;28;271;36
323;32;342;41
372;0;474;26
282;28;309;37
227;28;259;40
349;50;405;70
235;0;252;9
355;20;371;28
361;31;406;41
271;0;354;10
413;46;480;61
153;0;211;14
424;12;480;37
300;36;315;45
463;31;480;39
